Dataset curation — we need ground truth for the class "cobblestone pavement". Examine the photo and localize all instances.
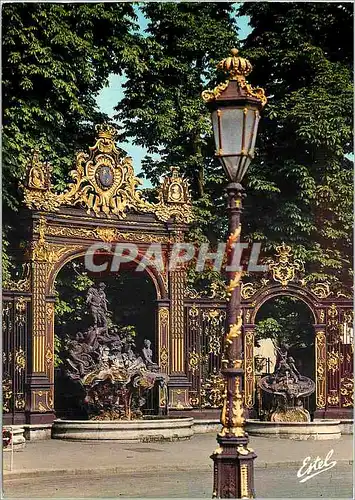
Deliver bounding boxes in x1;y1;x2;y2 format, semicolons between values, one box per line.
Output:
3;434;353;477
4;464;353;498
3;434;353;498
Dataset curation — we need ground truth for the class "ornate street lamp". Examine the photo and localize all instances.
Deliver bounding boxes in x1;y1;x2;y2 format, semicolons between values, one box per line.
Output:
202;49;266;499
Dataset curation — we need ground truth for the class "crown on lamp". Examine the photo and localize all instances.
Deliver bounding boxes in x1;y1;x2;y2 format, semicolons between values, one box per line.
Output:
217;48;253;82
95;123;117;141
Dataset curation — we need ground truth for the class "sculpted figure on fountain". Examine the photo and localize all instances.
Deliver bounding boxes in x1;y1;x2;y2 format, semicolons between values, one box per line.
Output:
64;284;168;420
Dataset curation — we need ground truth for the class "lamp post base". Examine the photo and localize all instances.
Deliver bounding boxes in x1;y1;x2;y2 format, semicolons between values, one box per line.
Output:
211;434;256;499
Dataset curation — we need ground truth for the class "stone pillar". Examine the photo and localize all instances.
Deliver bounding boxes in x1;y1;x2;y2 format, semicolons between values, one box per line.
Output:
168;268;191;409
27;260;54;424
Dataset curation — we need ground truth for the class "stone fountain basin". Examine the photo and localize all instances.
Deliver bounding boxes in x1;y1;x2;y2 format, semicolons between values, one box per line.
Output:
245;419;341;440
52;416;194;442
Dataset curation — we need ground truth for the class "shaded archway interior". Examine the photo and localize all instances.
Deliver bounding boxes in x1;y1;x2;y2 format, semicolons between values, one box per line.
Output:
253;294;316;417
54;255;158;417
55;255;157;351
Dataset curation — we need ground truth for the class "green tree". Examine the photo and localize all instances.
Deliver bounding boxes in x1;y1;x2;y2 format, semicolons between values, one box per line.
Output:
2;3;138;277
117;2;353;291
255;296;314;349
239;2;353;288
115;2;239;251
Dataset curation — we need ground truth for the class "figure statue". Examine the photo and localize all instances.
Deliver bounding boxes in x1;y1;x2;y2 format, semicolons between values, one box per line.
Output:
64;283;169;420
86;283;109;330
273;345;300;383
142;339;159;371
258;344;315;422
110;340;125;371
286;355;301;381
66;333;96;378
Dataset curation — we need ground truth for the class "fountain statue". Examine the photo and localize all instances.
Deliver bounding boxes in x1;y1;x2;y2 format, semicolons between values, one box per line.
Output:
64;283;168;420
258;344;315;422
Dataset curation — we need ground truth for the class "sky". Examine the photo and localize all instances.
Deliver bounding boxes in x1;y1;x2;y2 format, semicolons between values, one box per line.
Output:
95;10;252;186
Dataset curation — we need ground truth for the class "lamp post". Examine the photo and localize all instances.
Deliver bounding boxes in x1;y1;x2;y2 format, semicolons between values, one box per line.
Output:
202;49;266;499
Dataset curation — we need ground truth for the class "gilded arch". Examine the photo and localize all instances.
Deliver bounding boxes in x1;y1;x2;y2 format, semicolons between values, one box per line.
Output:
48;247;167;300
182;243;352;418
241;243;353;417
3;124;194;424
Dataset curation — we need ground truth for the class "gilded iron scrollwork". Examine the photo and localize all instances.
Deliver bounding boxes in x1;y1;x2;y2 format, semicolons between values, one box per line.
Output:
201;370;226;409
188;350;201;374
15;395;26;411
14;348;26;373
159;347;168;371
327;390;340;406
327;304;339;327
318;309;325;323
202;309;226;355
15;297;27;326
327;303;341;344
315;330;326;408
241;282;259;300
23;124;193;223
41;224;171;244
158;307;169;373
340;377;354;408
327;350;343;373
3;263;31;292
188;304;201;333
32;389;54;413
244;331;254;408
2;302;13;334
268;243;303;286
310;282;331;299
185;282;227;300
2;376;13;413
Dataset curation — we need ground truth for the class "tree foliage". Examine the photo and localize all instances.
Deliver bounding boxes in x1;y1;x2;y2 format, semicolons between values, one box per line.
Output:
2;3;138;277
117;2;353;289
239;2;353;287
115;2;239;249
3;3;352;293
255;296;314;349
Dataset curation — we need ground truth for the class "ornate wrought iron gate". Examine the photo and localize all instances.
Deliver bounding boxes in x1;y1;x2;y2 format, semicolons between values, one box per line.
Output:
3;294;30;424
183;244;353;418
185;302;226;409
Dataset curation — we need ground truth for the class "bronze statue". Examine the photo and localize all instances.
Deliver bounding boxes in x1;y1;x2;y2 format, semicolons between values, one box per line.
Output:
258;344;315;422
86;283;109;331
65;284;169;420
273;345;300;383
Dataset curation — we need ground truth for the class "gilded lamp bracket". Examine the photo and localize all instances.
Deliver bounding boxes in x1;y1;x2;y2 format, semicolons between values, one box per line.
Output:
22;124;193;224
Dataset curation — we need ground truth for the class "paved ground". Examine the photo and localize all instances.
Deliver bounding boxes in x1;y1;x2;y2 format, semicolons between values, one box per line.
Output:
4;465;354;498
3;434;353;498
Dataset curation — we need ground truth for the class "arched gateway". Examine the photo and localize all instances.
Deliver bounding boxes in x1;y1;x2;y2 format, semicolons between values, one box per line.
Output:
3;126;353;425
3;124;193;424
184;243;353;419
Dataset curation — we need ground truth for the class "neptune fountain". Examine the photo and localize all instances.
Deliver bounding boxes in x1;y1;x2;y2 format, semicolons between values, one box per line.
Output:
64;283;168;421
